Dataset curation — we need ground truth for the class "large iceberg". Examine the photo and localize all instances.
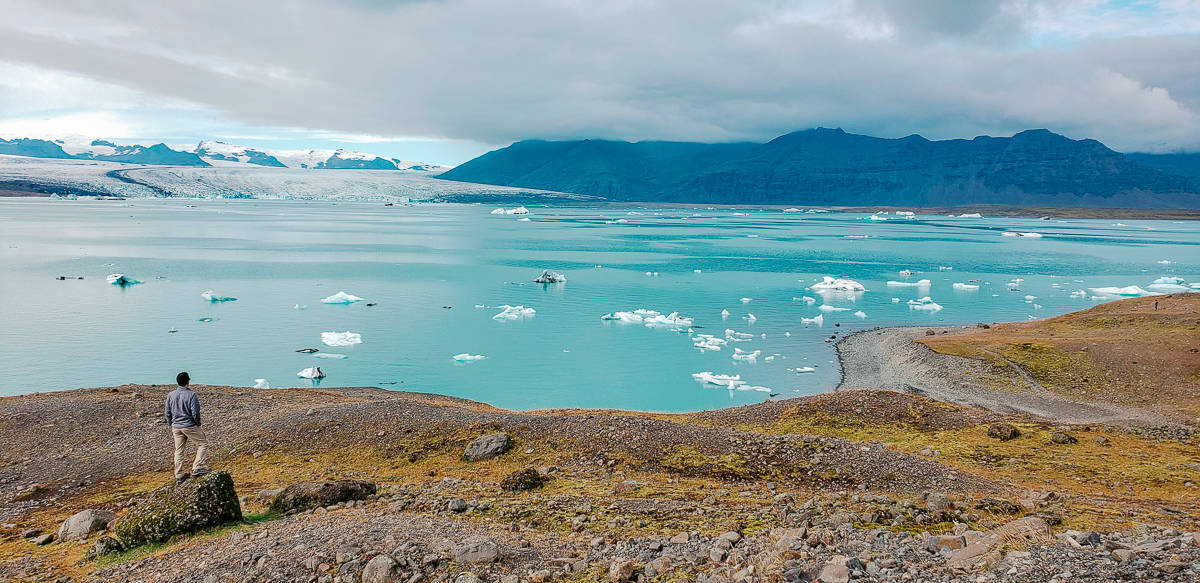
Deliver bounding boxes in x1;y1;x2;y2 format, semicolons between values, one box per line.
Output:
1146;276;1194;293
321;331;362;346
533;269;566;283
809;276;866;292
907;297;943;312
107;273;141;286
201;290;237;302
493;304;536;320
321;291;364;304
1089;285;1156;297
297;366;325;379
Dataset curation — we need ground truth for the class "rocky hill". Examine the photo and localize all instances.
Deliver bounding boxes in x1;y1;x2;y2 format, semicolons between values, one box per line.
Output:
439;129;1200;208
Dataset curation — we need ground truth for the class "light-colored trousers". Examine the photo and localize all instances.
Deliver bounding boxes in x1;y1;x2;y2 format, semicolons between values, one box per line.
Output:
172;426;210;478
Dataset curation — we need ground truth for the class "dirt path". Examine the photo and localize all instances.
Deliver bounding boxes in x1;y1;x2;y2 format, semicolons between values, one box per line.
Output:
835;327;1169;426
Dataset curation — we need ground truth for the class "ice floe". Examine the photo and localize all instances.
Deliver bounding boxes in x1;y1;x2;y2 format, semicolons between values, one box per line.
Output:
493;305;536;320
452;353;487;362
725;329;754;341
107;274;141;286
1089;285;1155;297
790;366;816;373
886;279;931;288
517;217;531;222
732;348;761;363
1002;232;1044;238
313;352;349;359
491;206;529;215
1146;276;1194;293
321;331;362;346
691;372;745;389
956;213;982;218
533;269;566;283
252;378;270;389
818;305;850;312
321;291;364;304
809;276;866;292
800;314;824;326
1069;289;1087;298
907;297;943;312
297;367;325;379
601;309;693;328
692;334;727;352
854;310;867;319
793;296;817;304
744;313;757;323
952;283;979;291
740;297;752;303
201;290;237;302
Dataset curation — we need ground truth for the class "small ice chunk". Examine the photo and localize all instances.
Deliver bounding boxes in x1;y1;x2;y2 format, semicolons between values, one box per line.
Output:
201;290;237;302
952;283;979;291
740;297;752;303
891;297;900;303
732;348;760;362
818;305;850;312
792;366;815;373
313;352;348;359
853;310;867;319
907;297;943;312
293;304;308;310
1157;259;1172;265
252;378;270;389
494;305;536;320
721;308;730;319
321;291;364;304
1024;295;1037;301
793;296;817;305
107;274;141;286
745;313;757;323
693;334;727;351
938;266;953;271
321;331;362;346
886;279;931;288
1069;289;1087;298
490;208;506;214
517;217;531;222
957;213;982;218
508;206;529;215
800;314;824;326
691;372;746;389
533;269;566;283
297;367;325;379
898;269;913;276
868;214;887;221
725;329;754;341
452;353;487;362
694;269;703;274
809;276;866;292
1002;232;1044;238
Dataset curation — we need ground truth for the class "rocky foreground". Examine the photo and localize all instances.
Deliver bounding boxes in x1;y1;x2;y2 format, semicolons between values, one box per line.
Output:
1;298;1197;582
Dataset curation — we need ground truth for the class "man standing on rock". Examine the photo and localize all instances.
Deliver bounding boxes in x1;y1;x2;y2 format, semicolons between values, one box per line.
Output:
165;372;210;483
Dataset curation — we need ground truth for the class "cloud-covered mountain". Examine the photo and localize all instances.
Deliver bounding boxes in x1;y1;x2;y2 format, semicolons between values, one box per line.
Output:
0;137;448;172
439;128;1200;209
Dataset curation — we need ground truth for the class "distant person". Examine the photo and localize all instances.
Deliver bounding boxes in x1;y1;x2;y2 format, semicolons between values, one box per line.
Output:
1154;300;1159;311
165;372;210;483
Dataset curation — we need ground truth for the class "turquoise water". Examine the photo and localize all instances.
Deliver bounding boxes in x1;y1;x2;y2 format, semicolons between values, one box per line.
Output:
1;198;1197;411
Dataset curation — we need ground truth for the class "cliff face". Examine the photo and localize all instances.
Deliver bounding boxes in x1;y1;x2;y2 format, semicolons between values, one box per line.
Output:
438;128;1200;208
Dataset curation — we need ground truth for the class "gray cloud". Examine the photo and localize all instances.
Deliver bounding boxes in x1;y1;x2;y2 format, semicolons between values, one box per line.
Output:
0;0;1197;152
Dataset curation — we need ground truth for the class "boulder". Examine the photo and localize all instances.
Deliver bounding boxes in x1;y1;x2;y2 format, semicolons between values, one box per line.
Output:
925;492;950;514
946;517;1050;573
974;498;1022;515
817;556;850;583
453;539;499;563
448;498;468;513
608;559;635;582
455;574;482;583
463;433;511;461
58;509;118;542
500;468;545;491
987;423;1020;441
112;471;242;548
268;479;376;514
361;554;401;583
85;536;124;560
925;535;967;553
1050;431;1078;444
33;534;54;545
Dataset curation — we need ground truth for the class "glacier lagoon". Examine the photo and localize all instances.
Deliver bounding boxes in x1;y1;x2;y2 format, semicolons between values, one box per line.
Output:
1;197;1197;411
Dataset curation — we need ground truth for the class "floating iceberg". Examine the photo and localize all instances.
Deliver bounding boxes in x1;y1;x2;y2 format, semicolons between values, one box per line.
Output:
938;266;954;271
793;296;817;305
907;297;943;312
313;352;349;359
490;208;506;215
293;304;308;310
605;218;628;224
854;310;867;319
744;313;757;323
957;213;982;218
252;378;270;389
491;206;528;215
800;314;824;326
321;331;362;346
732;348;761;363
321;291;364;304
898;269;914;277
896;211;914;216
1002;232;1044;238
791;366;815;373
601;309;693;328
692;334;727;352
868;215;888;221
886;279;931;288
1146;279;1193;293
452;353;487;362
725;329;754;341
1089;285;1156;297
1069;289;1087;298
809;276;866;292
1024;295;1037;301
740;297;752;303
1152;276;1186;285
691;372;746;389
818;305;850;312
721;309;730;319
201;290;237;302
493;305;536;320
107;273;141;286
297;367;325;379
952;282;979;291
533;269;566;283
517;217;531;222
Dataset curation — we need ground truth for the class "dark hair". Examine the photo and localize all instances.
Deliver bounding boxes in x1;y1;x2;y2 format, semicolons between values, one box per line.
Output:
176;371;190;386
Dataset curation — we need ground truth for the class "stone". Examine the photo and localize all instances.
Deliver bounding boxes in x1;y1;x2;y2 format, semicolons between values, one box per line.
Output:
1050;431;1078;444
268;479;376;514
670;532;690;545
361;554;401;583
925;493;950;514
947;517;1050;573
1092;435;1110;446
448;498;468;513
529;569;551;583
612;480;641;494
58;508;118;542
1111;549;1135;564
974;498;1021;515
112;471;242;548
717;531;741;544
987;423;1020;441
463;433;511;461
500;468;546;491
453;539;499;564
817;556;850;583
1074;531;1101;546
255;488;285;506
33;533;54;545
608;559;635;583
84;536;124;560
925;535;967;553
455;574;482;583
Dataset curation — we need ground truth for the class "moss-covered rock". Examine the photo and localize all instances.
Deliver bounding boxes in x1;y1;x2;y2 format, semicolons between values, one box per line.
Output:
268;479;376;514
500;467;545;491
112;471;242;548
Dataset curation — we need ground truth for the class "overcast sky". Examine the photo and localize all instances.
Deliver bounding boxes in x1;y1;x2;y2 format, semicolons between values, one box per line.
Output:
0;0;1197;164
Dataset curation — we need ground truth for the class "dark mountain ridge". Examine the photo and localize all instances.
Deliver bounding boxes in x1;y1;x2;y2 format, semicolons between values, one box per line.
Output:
438;128;1200;209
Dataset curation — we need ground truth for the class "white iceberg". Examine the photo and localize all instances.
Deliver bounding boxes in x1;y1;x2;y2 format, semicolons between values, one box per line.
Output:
605;218;629;224
818;305;850;312
517;217;531;222
809;276;866;292
601;309;693;328
201;290;237;302
721;308;730;319
1024;295;1037;301
745;313;757;323
869;214;888;221
957;213;982;218
297;367;325;379
800;314;824;326
533;269;566;283
492;206;530;215
452;353;487;362
907;297;943;312
321;291;364;304
854;310;867;319
1152;276;1186;285
313;352;349;359
791;366;815;373
952;283;979;291
886;279;931;288
107;273;141;286
691;372;746;389
490;208;506;215
740;297;752;304
1069;289;1087;298
321;331;362;346
896;211;914;216
898;269;914;277
692;334;727;352
293;304;308;310
494;305;536;320
252;378;270;389
1146;282;1193;293
725;329;754;341
732;348;760;363
1089;285;1156;297
1002;232;1044;238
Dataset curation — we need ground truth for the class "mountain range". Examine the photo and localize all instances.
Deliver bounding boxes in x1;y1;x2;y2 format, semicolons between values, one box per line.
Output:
0;137;445;172
438;128;1200;209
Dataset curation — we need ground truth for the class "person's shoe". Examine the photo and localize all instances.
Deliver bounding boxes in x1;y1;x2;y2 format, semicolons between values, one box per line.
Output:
191;468;211;478
175;474;190;484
